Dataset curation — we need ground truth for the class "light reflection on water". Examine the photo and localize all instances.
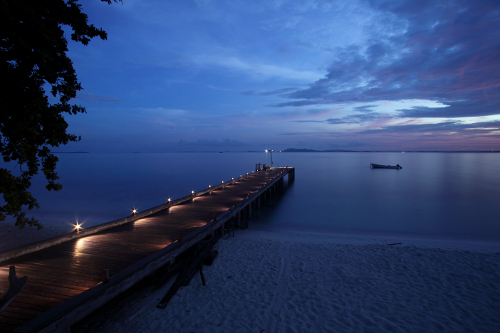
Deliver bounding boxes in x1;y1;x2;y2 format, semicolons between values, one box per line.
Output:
7;152;500;242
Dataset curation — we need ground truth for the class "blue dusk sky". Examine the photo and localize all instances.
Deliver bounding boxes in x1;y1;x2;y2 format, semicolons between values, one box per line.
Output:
59;0;500;152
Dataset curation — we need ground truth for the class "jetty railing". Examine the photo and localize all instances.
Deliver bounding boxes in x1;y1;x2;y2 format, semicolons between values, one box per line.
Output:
4;167;294;333
0;168;292;263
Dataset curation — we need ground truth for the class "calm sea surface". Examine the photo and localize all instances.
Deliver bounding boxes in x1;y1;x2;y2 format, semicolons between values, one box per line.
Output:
6;152;500;242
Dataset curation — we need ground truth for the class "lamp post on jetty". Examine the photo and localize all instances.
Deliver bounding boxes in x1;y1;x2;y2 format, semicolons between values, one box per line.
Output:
265;149;273;167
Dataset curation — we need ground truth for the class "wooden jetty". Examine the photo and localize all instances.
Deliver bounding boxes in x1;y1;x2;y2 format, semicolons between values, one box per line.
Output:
0;167;295;332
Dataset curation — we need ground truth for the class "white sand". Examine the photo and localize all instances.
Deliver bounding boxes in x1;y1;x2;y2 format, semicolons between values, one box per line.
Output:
71;228;500;333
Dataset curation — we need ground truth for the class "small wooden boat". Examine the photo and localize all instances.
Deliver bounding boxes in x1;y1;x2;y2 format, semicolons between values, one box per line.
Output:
370;163;402;169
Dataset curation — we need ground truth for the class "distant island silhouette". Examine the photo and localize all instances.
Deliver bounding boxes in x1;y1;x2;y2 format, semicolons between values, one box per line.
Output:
283;148;354;152
51;150;498;154
283;148;497;153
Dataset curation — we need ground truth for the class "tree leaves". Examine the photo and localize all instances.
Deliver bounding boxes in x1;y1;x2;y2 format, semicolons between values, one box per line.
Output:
1;0;120;230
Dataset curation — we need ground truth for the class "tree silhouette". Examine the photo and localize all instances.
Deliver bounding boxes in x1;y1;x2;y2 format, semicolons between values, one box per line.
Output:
1;0;120;229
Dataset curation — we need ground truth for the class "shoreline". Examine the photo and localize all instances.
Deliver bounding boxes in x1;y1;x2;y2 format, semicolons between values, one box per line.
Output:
242;227;500;253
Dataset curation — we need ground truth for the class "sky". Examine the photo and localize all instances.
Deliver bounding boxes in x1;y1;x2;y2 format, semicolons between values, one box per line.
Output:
58;0;500;152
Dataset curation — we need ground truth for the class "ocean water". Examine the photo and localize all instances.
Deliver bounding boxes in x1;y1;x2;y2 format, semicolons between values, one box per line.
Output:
257;152;500;243
4;152;500;242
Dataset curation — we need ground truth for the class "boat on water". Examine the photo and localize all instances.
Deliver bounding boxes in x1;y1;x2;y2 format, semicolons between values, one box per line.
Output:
370;163;402;169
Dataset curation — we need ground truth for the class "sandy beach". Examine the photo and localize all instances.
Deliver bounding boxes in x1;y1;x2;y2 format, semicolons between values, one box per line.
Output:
68;228;500;333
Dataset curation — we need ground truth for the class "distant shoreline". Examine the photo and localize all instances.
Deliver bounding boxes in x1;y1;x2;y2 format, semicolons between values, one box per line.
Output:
281;148;499;153
50;150;498;153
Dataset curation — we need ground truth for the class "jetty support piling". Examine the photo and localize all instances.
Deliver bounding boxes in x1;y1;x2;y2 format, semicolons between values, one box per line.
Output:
101;269;109;284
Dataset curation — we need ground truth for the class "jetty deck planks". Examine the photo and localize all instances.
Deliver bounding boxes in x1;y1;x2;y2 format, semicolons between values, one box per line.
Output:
0;168;289;331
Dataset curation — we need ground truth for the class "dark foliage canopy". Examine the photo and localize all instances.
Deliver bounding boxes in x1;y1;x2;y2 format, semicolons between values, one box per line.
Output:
0;0;119;229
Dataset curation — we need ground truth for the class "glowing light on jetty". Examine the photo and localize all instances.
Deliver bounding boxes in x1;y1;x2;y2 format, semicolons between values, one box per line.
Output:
265;149;274;166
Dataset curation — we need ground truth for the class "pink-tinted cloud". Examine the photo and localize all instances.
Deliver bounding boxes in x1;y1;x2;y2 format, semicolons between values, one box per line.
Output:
276;0;500;121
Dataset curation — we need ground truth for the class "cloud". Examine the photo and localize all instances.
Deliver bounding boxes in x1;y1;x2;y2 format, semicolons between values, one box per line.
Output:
278;132;305;136
75;92;123;104
241;87;299;96
326;113;388;124
140;107;188;116
291;112;387;124
274;0;500;119
178;138;244;147
193;55;323;81
325;141;366;148
354;104;378;112
306;108;331;115
291;120;325;123
360;120;500;134
259;87;300;96
397;100;500;118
